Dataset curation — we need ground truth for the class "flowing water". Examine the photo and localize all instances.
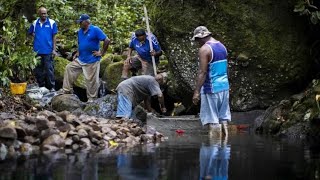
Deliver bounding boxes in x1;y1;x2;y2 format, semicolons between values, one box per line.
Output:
0;133;319;180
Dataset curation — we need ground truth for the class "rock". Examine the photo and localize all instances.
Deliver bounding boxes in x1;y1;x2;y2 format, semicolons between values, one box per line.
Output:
42;134;65;148
24;136;39;144
58;124;71;132
0;127;17;140
40;129;59;141
84;94;117;118
133;105;147;122
72;135;80;142
0;143;7;160
72;144;79;151
42;145;59;152
78;129;88;138
101;126;112;134
89;131;103;140
37;110;56;118
35;116;50;131
56;111;71;121
108;131;117;139
65;138;73;146
19;124;39;136
51;94;84;112
20;143;32;155
80;138;91;150
15;126;27;139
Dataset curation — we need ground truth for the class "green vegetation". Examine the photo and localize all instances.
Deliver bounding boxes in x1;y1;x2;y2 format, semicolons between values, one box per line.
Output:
0;0;151;87
294;0;320;24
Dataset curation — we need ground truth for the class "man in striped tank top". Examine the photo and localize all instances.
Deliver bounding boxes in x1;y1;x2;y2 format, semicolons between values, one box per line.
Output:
192;26;231;138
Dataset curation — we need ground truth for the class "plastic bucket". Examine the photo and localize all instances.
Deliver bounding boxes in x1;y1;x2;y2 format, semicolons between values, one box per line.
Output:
10;82;27;95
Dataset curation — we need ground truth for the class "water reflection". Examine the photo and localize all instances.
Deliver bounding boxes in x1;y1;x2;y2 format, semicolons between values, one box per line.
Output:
1;134;320;180
200;137;230;180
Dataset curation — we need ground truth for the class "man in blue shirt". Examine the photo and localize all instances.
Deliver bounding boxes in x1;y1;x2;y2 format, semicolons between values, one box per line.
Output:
62;14;110;103
28;7;58;91
121;29;162;79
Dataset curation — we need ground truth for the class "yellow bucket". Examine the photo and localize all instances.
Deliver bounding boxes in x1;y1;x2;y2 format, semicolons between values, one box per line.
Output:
10;82;27;95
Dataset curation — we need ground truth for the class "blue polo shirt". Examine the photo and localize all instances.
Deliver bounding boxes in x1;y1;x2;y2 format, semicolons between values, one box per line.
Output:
28;18;58;55
78;25;107;64
129;33;161;62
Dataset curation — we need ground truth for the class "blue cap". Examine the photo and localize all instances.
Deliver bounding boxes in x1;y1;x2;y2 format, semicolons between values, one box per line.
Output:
76;14;90;23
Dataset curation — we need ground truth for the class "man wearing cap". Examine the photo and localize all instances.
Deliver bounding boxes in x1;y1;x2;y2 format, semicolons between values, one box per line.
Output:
191;26;231;137
28;6;58;92
121;29;162;79
62;14;110;102
116;73;167;120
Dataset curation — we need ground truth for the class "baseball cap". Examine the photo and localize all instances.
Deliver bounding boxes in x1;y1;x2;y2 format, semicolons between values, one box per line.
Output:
76;14;90;23
192;26;212;40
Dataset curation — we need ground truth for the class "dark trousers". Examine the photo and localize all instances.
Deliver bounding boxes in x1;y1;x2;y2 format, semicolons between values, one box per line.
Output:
34;54;55;90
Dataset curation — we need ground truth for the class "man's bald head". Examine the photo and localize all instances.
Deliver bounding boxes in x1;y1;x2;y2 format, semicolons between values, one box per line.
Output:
38;7;48;21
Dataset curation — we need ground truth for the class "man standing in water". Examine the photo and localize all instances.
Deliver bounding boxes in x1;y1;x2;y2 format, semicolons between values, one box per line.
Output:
62;14;110;102
28;6;58;91
192;26;231;137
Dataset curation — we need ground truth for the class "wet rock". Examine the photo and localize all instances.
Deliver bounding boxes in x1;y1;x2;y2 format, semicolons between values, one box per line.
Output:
0;143;7;160
42;145;59;152
20;143;32;155
72;144;79;151
80;138;91;150
42;134;65;148
0;126;17;140
133;105;147;122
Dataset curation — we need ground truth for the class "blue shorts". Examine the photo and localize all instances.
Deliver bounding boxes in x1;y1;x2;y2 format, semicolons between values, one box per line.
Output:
116;93;133;118
200;90;231;125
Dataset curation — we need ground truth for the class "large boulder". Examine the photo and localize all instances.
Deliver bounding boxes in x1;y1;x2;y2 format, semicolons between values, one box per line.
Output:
51;94;85;112
102;61;124;90
151;0;311;111
84;94;117;118
254;79;320;139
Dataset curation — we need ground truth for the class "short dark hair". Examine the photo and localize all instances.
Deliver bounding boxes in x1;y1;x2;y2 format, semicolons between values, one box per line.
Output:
135;29;146;37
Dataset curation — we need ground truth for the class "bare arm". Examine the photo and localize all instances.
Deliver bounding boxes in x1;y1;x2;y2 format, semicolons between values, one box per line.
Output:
192;45;211;105
101;38;110;56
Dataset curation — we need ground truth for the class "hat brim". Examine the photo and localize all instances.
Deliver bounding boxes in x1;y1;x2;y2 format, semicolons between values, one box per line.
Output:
191;32;212;41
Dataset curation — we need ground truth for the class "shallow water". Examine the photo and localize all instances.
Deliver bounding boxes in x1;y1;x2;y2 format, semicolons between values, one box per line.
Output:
0;133;319;180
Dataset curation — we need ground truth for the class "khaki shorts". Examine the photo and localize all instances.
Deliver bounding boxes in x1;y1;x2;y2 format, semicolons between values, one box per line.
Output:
129;56;158;76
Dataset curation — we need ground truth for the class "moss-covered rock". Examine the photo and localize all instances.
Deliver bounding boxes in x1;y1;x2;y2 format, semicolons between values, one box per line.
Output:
151;0;311;111
54;57;86;89
256;79;320;139
102;61;124;90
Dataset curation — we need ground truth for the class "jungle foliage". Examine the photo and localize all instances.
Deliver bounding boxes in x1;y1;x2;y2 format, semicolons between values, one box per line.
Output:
0;0;151;86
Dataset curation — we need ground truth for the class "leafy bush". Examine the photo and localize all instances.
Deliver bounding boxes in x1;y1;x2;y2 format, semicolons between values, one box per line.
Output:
294;0;320;24
0;17;39;85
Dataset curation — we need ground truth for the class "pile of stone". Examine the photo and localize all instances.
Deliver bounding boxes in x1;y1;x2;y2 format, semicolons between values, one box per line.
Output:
0;110;164;159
